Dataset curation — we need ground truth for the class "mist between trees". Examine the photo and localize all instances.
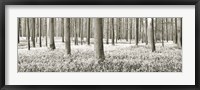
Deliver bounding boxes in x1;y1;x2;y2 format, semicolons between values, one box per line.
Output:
17;17;182;72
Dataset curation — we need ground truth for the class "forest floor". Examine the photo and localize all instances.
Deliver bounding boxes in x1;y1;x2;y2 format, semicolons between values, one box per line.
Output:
18;37;182;72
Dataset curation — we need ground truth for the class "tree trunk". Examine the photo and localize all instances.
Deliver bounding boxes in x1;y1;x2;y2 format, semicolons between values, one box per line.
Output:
149;18;156;52
178;18;182;48
171;18;174;41
128;18;132;44
87;18;90;45
74;18;78;45
162;18;164;47
31;18;35;47
135;18;139;46
80;18;83;45
106;18;109;44
61;18;64;42
64;18;71;54
145;18;148;45
39;18;42;47
111;18;115;45
154;18;157;43
49;18;56;50
94;18;105;62
166;18;168;42
115;18;118;43
175;18;178;44
45;18;48;46
26;18;30;50
18;18;20;43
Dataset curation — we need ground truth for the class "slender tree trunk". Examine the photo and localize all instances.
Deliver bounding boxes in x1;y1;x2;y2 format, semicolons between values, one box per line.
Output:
145;18;148;45
61;18;64;42
94;18;105;62
166;18;168;42
149;18;156;52
39;18;42;47
31;18;35;47
111;18;115;45
64;18;71;54
45;18;48;46
175;18;178;44
141;18;144;43
162;18;164;47
106;18;109;44
18;18;20;43
178;18;182;48
74;18;78;45
87;18;90;45
80;18;83;45
154;18;157;43
49;18;56;50
135;18;139;46
115;18;118;43
128;18;132;44
26;18;30;50
171;18;174;41
125;18;128;41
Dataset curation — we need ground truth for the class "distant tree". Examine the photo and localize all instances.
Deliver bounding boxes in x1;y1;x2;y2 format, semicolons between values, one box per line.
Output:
149;18;156;52
31;18;36;47
80;18;84;45
166;18;168;42
128;18;132;44
26;18;30;50
18;18;20;43
39;18;42;47
106;18;109;44
64;18;71;54
135;18;139;46
87;18;91;45
178;18;182;48
175;18;178;44
114;18;118;43
94;18;105;62
45;18;48;46
145;18;148;45
61;18;64;42
171;18;174;41
74;18;79;45
162;18;164;47
49;18;56;50
111;18;115;45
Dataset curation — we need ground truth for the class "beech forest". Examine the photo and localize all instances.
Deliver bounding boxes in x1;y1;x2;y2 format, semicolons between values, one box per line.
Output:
17;17;182;72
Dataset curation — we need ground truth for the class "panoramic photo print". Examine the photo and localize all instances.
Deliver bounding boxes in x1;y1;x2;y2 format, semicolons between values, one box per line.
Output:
17;17;182;72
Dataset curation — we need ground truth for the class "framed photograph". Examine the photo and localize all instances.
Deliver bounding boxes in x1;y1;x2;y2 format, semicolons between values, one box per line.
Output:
0;0;199;90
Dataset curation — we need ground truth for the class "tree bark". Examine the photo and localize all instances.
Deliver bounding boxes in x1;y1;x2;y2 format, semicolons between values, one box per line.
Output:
31;18;35;47
178;18;182;48
18;18;20;43
135;18;139;46
87;18;91;45
128;18;132;44
61;18;64;42
149;18;156;52
94;18;105;62
49;18;56;50
162;18;164;47
26;18;30;50
39;18;42;47
175;18;178;44
111;18;115;45
64;18;71;54
145;18;148;45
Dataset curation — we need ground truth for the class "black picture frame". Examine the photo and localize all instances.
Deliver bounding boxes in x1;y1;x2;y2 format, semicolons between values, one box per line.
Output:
0;0;199;90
